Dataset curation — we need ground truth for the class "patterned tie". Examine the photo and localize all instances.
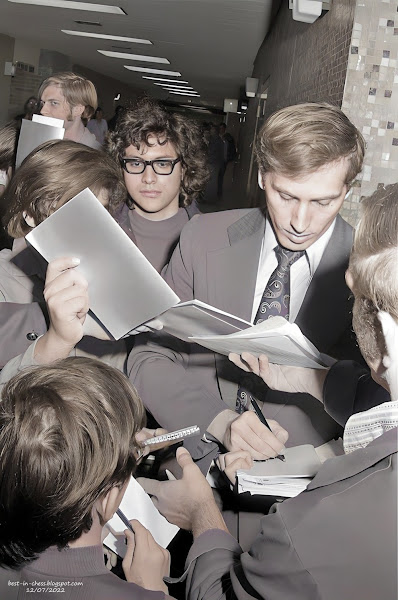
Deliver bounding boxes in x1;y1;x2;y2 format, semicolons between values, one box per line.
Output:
236;245;305;413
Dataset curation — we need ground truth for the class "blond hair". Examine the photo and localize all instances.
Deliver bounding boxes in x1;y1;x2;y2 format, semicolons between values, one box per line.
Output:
3;139;126;238
349;183;398;362
255;102;365;185
38;72;98;120
0;357;145;568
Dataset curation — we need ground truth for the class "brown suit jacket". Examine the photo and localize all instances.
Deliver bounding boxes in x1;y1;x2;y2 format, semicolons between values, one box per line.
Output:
128;209;360;467
184;428;398;600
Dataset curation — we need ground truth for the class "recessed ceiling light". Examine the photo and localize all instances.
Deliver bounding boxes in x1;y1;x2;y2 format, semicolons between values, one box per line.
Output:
168;91;200;97
98;50;169;64
62;30;152;44
124;66;181;76
142;76;189;84
8;0;126;14
153;83;194;90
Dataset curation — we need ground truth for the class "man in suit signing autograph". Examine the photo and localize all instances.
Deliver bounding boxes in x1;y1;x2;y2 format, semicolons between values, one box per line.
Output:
128;102;365;471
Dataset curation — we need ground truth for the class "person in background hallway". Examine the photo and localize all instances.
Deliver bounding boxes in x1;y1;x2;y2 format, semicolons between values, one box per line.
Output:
127;102;366;475
201;122;224;204
0;140;127;372
14;96;38;123
87;106;108;146
139;182;398;600
218;122;236;197
0;357;173;599
107;104;125;132
38;72;101;150
106;98;208;273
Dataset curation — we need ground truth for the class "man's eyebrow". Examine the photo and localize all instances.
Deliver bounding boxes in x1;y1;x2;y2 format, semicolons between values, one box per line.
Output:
123;154;176;159
273;184;342;202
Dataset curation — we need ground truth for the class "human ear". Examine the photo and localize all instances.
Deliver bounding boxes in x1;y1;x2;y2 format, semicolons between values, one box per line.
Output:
100;479;129;523
378;311;398;401
72;104;85;119
23;211;36;228
345;269;354;292
257;170;265;190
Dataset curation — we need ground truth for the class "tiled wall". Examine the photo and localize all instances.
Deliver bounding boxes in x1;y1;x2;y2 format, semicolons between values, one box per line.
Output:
342;0;398;226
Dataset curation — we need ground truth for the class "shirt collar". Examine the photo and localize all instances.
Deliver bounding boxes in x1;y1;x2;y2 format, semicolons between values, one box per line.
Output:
344;400;398;454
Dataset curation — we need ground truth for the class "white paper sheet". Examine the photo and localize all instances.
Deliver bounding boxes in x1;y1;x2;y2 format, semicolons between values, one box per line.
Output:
26;189;180;339
16;118;65;168
103;477;179;558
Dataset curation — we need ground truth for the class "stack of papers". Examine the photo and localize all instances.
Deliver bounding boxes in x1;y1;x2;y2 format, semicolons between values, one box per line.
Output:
191;316;334;369
237;444;322;498
103;477;179;558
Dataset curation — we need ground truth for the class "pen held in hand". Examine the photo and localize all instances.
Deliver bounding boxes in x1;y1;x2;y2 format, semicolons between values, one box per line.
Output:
116;508;134;532
250;397;286;462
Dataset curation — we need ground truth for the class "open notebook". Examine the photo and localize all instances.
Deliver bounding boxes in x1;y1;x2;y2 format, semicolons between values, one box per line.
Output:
237;444;322;498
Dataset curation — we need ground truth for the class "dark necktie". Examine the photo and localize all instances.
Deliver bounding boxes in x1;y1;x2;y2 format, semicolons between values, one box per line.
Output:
235;245;305;413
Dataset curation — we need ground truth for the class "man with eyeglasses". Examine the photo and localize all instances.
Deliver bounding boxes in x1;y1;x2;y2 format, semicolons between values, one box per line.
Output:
106;98;208;273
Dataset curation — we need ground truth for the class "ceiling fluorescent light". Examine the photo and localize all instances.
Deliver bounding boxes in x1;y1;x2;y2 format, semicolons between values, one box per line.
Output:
168;91;200;97
153;83;194;90
8;0;126;14
142;76;188;84
62;30;152;44
124;66;181;76
99;50;169;64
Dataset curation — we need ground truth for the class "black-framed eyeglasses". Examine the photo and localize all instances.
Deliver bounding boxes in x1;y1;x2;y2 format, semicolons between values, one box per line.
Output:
120;157;181;175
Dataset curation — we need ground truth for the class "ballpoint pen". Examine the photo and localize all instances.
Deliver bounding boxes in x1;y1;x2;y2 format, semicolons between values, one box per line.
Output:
250;396;286;462
116;508;134;532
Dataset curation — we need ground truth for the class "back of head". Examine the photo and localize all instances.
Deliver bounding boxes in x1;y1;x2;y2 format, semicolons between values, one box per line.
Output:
38;72;98;120
106;97;209;204
0;357;145;569
255;102;365;185
349;183;398;363
3;139;126;238
0;121;20;172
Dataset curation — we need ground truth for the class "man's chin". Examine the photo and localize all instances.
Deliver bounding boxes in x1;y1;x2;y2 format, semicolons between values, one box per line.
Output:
277;232;314;251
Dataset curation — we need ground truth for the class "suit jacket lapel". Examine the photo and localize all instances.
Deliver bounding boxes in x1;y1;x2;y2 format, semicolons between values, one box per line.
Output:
206;209;265;322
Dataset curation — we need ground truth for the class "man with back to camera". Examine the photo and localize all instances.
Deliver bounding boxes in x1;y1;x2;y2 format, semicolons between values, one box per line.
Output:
127;102;369;472
38;72;101;149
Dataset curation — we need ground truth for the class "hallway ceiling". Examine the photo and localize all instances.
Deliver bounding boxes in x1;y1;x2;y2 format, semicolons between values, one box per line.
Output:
0;0;278;109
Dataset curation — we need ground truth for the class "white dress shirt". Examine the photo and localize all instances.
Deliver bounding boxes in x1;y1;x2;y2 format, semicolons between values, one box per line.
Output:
251;218;336;323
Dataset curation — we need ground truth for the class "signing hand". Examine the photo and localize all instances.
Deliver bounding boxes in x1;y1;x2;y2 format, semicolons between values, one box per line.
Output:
122;519;170;593
224;410;288;461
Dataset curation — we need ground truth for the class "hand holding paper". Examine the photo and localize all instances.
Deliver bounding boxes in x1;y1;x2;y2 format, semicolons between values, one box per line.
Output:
34;257;89;363
229;351;328;402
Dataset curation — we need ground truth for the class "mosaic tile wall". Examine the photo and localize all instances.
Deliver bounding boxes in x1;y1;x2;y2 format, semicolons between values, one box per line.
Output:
342;0;398;226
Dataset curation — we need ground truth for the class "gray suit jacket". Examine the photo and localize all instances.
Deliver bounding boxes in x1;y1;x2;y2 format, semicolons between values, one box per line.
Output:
128;209;359;465
184;428;398;600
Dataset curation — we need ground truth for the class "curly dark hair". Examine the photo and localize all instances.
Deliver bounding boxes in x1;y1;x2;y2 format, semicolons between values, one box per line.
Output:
106;98;209;205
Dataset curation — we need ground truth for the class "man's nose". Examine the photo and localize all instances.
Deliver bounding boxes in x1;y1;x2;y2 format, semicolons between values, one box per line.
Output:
40;102;49;116
291;202;310;233
141;164;156;183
